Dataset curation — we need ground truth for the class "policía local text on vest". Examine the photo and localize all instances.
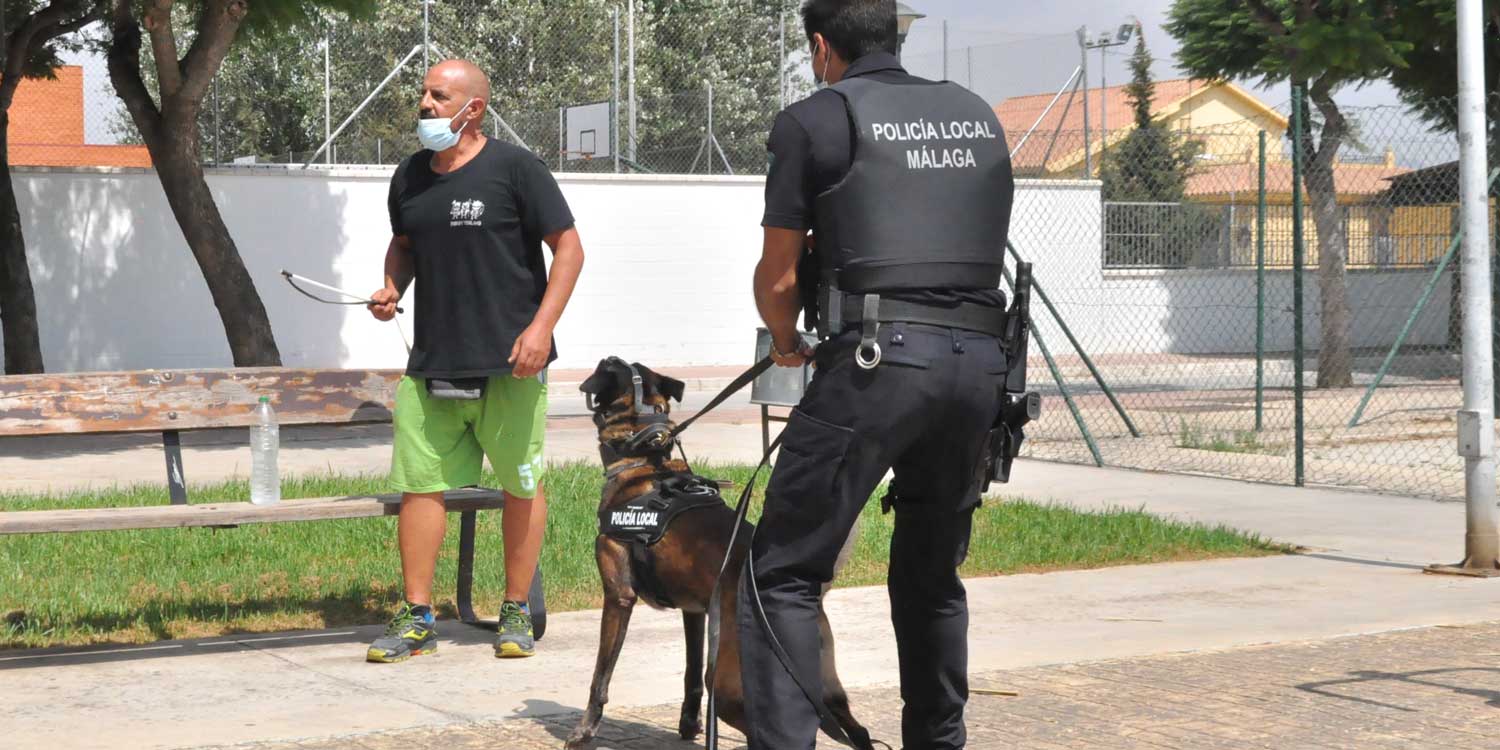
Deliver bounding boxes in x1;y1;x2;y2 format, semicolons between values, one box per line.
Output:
870;119;999;171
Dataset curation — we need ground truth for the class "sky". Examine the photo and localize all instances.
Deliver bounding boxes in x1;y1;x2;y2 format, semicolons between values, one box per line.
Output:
892;0;1409;112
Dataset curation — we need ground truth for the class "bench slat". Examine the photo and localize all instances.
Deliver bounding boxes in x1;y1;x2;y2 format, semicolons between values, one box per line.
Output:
0;490;504;535
0;368;403;437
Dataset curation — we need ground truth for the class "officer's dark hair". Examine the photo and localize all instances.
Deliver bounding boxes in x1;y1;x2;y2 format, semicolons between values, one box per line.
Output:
801;0;898;63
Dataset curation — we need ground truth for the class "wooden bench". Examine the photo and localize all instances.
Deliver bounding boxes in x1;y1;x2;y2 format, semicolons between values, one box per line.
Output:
0;367;546;638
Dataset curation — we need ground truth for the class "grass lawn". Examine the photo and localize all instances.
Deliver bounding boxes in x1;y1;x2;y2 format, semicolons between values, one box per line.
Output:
0;462;1287;649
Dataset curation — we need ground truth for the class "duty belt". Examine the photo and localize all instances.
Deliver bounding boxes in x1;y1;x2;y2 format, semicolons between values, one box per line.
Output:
837;295;1009;338
824;292;1009;370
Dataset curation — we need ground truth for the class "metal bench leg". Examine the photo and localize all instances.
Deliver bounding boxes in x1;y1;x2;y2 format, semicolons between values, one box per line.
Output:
528;564;547;641
162;430;188;505
457;510;479;624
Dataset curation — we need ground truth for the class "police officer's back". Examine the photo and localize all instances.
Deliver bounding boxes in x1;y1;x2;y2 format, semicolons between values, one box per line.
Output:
740;1;1017;749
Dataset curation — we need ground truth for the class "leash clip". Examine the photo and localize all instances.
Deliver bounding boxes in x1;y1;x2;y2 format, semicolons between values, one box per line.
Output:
856;294;881;370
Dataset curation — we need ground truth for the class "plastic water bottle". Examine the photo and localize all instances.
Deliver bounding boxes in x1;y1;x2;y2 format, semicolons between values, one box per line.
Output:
250;396;280;505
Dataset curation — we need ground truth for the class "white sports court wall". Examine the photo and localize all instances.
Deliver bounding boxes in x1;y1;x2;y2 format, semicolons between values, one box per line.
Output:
3;167;1448;374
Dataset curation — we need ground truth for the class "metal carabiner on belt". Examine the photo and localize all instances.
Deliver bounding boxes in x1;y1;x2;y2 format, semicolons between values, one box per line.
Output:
855;293;882;370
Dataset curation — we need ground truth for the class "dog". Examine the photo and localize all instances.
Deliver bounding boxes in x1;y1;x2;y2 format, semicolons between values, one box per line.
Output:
565;357;874;750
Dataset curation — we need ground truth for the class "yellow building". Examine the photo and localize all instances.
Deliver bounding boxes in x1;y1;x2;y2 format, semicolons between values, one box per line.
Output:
995;80;1426;268
994;78;1288;178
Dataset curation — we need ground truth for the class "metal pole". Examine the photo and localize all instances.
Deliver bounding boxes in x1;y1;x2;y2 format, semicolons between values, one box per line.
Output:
213;74;221;166
1255;130;1267;432
707;81;714;175
942;20;949;80
558;106;565;172
1290;85;1307;487
1010;67;1082;159
628;0;637;163
303;44;425;168
1077;27;1091;178
324;32;332;166
1099;47;1107;163
422;0;430;70
779;5;786;110
1447;0;1499;573
613;6;621;174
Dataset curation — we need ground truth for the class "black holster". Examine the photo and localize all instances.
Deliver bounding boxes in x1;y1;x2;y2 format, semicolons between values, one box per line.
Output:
984;262;1041;484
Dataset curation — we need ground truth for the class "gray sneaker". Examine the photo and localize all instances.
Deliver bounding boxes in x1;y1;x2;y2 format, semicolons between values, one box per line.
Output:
494;601;535;658
367;603;437;663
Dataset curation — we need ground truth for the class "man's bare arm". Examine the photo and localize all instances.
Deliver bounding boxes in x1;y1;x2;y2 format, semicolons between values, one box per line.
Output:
509;226;585;377
755;227;813;367
370;235;413;321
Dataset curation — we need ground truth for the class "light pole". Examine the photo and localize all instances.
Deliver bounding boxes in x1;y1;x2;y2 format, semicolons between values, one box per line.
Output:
1078;22;1136;176
896;2;925;63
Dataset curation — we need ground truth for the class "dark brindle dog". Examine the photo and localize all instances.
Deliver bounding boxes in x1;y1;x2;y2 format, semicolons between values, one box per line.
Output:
565;357;873;750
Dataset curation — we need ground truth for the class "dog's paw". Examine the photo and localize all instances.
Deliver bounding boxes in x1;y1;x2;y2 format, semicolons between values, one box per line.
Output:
563;729;594;750
677;718;703;741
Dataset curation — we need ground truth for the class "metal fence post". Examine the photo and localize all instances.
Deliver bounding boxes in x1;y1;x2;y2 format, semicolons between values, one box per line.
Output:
628;0;637;164
778;4;786;111
613;6;621;174
324;31;332;165
1431;0;1499;575
1290;85;1307;487
1256;130;1266;432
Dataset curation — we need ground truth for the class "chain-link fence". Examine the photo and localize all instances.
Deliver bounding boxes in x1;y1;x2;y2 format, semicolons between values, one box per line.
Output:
1007;94;1500;501
189;0;809;173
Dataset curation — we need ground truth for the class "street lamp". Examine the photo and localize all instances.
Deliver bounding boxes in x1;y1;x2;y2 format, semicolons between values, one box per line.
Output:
1077;19;1137;176
896;2;926;62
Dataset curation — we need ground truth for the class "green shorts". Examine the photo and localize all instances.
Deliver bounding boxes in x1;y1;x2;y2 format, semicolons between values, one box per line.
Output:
390;374;548;498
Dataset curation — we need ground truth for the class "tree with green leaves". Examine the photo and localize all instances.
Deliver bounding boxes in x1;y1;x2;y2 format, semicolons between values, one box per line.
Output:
167;0;795;173
1387;0;1498;150
104;0;366;367
0;0;104;374
1099;28;1199;203
1098;27;1211;267
1168;0;1417;389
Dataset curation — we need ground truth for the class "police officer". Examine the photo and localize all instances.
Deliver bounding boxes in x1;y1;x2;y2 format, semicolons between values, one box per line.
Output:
739;1;1015;749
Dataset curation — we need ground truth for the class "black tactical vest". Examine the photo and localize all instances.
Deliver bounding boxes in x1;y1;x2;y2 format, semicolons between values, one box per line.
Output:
814;76;1013;294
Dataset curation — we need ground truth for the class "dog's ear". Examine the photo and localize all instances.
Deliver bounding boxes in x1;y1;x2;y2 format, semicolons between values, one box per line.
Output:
631;363;685;404
656;375;686;403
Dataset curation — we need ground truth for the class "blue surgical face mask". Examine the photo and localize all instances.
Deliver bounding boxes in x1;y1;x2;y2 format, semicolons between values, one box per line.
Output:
417;97;476;152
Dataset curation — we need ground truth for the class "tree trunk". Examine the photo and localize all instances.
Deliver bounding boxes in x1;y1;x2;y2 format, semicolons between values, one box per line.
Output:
1303;85;1354;389
152;116;281;366
0;111;45;374
107;0;280;367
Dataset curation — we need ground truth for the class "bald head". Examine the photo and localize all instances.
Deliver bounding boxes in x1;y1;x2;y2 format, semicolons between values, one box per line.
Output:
420;59;491;121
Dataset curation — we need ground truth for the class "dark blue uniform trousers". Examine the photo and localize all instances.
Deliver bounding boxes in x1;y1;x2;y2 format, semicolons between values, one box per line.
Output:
737;322;1007;750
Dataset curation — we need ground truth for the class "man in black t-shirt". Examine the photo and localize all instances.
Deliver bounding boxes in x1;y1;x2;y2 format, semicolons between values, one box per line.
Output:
366;59;585;663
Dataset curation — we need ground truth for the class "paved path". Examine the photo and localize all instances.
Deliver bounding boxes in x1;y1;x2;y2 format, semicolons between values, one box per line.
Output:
6;388;1500;749
206;621;1500;750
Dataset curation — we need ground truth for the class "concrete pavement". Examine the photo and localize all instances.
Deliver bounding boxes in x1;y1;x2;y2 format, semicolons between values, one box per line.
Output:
4;386;1500;749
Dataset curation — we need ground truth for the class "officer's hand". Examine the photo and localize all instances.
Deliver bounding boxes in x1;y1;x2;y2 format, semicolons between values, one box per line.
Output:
368;288;400;322
771;336;815;369
510;322;552;379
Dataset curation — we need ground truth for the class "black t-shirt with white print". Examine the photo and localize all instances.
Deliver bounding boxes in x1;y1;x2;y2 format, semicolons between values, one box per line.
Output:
389;138;575;378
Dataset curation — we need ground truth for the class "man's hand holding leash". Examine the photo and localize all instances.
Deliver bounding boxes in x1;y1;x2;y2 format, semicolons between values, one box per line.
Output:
369;287;401;322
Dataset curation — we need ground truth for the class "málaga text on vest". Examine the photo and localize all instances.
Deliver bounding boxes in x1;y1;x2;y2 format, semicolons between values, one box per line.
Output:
870;119;998;170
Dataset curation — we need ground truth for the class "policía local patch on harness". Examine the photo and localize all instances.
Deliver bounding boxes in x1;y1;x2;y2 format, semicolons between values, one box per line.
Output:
598;474;727;546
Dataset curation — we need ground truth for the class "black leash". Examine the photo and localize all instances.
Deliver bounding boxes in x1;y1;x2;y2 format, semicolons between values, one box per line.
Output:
647;353;867;748
670;356;775;439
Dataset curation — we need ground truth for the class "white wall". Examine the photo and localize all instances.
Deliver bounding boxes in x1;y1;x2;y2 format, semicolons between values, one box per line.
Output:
7;167;768;373
4;167;1439;375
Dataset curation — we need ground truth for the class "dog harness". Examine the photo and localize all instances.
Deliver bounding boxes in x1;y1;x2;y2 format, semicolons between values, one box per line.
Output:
598;473;726;547
598;472;731;609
